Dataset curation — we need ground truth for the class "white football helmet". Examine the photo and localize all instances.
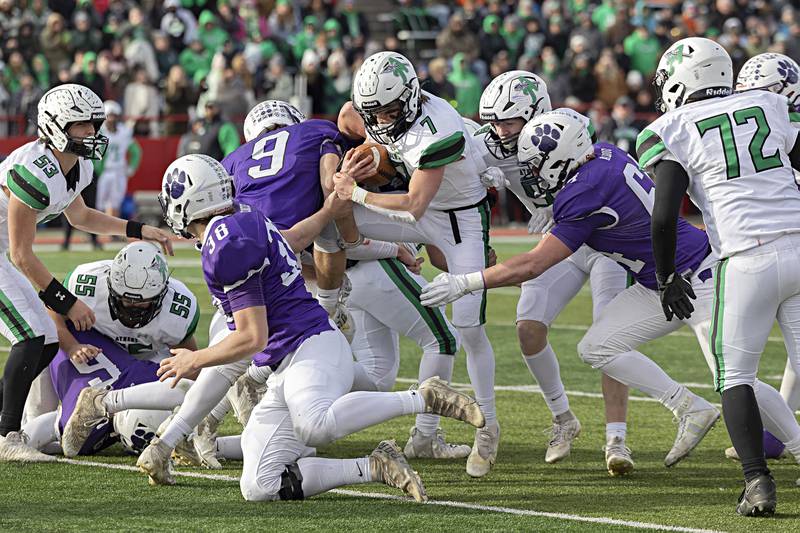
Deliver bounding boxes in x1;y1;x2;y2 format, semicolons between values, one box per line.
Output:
104;100;122;117
113;409;171;454
159;154;234;239
37;83;108;159
517;108;594;206
108;242;170;328
736;52;800;107
479;70;551;158
653;37;732;113
352;51;421;144
243;100;306;143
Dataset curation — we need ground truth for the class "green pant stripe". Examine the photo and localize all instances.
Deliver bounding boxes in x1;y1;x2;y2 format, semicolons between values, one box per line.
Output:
378;258;457;355
710;259;729;392
0;288;35;342
477;201;491;325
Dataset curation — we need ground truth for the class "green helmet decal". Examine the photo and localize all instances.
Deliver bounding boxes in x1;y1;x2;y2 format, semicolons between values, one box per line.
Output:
666;44;686;76
517;76;541;100
386;57;409;83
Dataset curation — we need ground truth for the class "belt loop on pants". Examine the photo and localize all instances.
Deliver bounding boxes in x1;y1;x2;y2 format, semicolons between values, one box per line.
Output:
443;194;490;246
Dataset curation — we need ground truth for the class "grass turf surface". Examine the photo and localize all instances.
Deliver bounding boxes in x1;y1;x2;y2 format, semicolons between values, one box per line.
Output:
1;241;799;532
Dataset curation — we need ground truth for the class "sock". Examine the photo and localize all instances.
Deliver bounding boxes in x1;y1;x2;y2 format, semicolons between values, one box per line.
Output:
216;435;243;460
784;434;800;462
414;352;455;435
247;364;272;385
460;325;497;426
316;287;339;315
312;390;424;444
159;368;232;448
596;350;684;412
210;396;232;422
753;379;800;445
721;384;769;482
0;336;45;436
297;457;371;498
21;411;58;451
523;344;570;417
606;422;627;442
780;358;800;411
103;380;189;414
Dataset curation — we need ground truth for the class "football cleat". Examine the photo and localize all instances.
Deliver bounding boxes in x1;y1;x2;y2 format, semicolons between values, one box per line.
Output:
0;431;57;463
466;423;500;478
369;439;427;502
544;414;581;464
193;414;223;469
156;412;202;468
417;377;485;428
665;395;720;467
604;436;635;476
137;437;176;486
61;387;109;458
736;474;777;517
226;372;266;427
403;427;471;459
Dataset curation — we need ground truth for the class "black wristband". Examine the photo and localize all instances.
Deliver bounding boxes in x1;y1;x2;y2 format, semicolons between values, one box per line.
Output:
39;278;78;315
126;220;145;239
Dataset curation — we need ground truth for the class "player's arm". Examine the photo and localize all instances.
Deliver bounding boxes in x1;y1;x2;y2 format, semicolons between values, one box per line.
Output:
280;191;353;253
63;194;174;255
650;160;696;321
158;305;267;386
45;308;100;363
338;101;366;141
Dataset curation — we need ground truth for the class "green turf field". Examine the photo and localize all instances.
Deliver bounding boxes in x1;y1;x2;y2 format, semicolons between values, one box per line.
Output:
1;241;799;532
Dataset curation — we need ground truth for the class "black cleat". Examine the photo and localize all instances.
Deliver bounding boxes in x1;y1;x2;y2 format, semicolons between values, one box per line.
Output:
736;474;776;517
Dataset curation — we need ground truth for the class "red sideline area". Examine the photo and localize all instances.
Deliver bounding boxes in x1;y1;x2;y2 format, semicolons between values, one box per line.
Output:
0;136;180;193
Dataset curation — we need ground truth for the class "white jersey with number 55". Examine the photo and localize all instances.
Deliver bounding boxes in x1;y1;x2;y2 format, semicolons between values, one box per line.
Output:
371;91;486;210
638;91;800;258
65;260;200;362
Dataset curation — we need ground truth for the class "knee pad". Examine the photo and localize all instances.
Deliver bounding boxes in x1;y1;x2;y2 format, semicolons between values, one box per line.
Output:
295;420;334;448
577;334;608;369
240;462;304;502
458;325;490;352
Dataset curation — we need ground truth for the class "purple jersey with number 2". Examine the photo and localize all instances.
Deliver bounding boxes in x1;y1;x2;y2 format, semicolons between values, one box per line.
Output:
49;327;160;455
221;119;348;229
202;209;332;367
550;143;710;289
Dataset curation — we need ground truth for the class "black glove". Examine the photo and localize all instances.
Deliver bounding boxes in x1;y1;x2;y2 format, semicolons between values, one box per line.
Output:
656;272;696;321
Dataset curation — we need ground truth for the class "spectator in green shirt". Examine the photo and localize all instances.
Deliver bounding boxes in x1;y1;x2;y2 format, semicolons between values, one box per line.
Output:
179;38;212;81
447;52;481;116
198;9;229;53
293;16;318;62
623;26;661;77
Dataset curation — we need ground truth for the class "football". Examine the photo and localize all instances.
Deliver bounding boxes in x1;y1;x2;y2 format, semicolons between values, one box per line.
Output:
349;142;398;187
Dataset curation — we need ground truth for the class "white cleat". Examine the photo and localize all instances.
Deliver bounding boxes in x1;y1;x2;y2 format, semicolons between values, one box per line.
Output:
156;412;202;468
665;395;720;467
417;377;485;428
544;414;581;464
193;414;223;469
604;436;634;476
466;423;500;478
369;439;427;502
0;431;57;463
61;387;109;458
137;437;176;486
226;373;265;427
403;427;471;459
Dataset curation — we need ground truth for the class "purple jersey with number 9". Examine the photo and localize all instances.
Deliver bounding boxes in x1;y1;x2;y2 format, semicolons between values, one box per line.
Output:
549;143;710;289
49;327;160;455
221;119;349;229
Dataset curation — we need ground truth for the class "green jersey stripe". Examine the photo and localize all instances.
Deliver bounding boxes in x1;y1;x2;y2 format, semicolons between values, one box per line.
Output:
12;164;50;203
419;132;465;169
478;202;491;325
7;168;49;210
0;289;35;342
635;128;657;153
182;305;201;344
790;112;800;123
710;259;728;392
638;141;666;168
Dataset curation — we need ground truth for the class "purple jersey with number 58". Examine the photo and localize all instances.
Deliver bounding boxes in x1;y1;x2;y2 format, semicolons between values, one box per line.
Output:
550;143;710;289
221;119;349;229
202;209;332;367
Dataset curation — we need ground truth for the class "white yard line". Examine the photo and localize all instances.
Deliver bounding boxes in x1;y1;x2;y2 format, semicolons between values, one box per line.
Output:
57;458;725;533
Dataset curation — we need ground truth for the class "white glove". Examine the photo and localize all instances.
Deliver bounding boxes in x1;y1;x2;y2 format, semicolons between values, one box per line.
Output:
420;271;484;307
527;206;554;234
479;166;507;189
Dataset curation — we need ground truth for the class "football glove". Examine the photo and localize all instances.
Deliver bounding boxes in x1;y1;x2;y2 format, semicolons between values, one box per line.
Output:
420;272;484;307
479;166;508;189
527;206;554;234
656;272;696;321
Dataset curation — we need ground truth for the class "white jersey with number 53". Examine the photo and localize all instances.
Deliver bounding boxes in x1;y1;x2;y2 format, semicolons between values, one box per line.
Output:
638;91;800;258
65;260;200;362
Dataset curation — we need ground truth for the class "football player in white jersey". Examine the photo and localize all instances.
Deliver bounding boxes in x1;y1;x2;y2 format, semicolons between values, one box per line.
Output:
473;71;633;473
334;51;499;477
645;37;800;516
0;84;172;462
21;242;200;458
95;101;141;218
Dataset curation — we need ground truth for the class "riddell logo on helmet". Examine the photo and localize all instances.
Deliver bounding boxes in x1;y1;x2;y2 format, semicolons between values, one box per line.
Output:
704;87;732;97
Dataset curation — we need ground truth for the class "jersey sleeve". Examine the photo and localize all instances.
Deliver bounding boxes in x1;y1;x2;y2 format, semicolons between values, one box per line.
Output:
307;119;353;157
202;213;270;312
786;100;800;152
64;261;108;309
166;279;201;344
5;159;54;211
635;125;670;171
417;131;465;169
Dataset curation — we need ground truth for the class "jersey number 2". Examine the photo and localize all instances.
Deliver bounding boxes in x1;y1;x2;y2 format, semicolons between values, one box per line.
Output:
695;106;783;180
248;130;290;179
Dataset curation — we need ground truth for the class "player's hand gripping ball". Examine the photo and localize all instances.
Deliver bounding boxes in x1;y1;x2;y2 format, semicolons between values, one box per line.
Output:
344;143;398;187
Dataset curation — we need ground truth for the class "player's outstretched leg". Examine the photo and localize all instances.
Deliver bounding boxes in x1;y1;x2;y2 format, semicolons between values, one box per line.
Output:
61;387;109;458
